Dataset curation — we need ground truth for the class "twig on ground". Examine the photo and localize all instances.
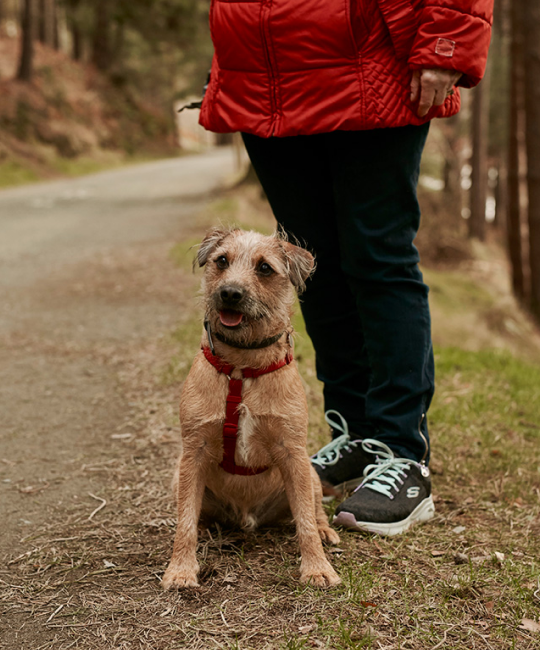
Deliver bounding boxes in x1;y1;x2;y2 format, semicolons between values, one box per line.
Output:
87;493;107;521
45;604;65;624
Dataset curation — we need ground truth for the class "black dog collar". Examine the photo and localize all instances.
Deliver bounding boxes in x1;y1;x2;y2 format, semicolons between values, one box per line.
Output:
204;321;287;353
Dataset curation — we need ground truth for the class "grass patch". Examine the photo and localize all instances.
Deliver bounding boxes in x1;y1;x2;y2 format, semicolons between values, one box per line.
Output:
0;159;40;188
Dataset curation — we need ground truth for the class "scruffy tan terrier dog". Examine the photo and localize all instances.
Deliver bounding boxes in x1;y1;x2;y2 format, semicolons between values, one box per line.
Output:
162;228;341;589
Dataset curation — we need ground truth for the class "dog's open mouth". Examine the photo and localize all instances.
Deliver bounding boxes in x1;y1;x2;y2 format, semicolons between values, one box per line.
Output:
219;309;244;328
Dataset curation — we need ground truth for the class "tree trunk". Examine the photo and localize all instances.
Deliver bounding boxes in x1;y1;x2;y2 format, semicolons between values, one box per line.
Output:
523;0;540;321
92;0;111;71
37;0;55;47
441;115;461;202
17;0;35;82
508;0;526;301
71;19;82;60
38;0;45;43
469;72;490;240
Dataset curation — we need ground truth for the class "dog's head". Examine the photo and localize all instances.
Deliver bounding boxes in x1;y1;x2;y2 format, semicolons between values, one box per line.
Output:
197;228;315;345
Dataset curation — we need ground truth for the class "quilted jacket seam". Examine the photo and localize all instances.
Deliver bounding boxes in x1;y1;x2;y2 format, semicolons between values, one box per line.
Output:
356;54;369;128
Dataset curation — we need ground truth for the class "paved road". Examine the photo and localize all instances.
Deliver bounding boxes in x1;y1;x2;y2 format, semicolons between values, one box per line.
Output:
0;148;234;580
0;148;234;289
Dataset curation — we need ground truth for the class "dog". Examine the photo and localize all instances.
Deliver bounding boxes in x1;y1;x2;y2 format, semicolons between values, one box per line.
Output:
162;228;341;589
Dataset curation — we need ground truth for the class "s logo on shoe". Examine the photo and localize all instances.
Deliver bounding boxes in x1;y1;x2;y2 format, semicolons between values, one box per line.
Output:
407;487;420;498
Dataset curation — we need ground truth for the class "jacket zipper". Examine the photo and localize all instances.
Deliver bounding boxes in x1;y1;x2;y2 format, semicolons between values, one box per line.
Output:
260;0;278;135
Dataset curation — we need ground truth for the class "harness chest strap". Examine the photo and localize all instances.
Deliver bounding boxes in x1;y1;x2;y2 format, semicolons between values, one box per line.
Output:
202;346;293;476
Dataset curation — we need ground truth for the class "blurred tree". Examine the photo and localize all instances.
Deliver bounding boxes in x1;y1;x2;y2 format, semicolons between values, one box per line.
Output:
488;0;510;228
67;0;83;60
507;0;526;302
38;0;57;48
17;0;35;81
92;0;111;71
469;73;489;241
523;0;540;321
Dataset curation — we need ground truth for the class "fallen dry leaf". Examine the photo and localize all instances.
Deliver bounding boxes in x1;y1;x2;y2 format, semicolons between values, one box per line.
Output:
431;550;445;557
18;482;49;494
518;618;540;633
298;624;317;634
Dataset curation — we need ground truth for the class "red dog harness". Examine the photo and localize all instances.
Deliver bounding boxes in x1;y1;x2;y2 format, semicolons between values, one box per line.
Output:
202;346;293;476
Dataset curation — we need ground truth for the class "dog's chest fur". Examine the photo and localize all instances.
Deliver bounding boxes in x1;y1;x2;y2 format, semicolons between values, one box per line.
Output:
180;353;306;470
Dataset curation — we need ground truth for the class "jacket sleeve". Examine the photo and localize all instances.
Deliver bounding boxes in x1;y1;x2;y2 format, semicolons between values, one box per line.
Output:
407;0;494;88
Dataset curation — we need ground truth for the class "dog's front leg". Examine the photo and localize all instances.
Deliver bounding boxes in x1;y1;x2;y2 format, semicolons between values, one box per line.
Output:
275;448;341;588
162;450;207;589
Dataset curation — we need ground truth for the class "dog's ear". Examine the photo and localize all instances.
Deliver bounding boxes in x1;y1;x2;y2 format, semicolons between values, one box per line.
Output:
281;241;315;292
197;228;231;267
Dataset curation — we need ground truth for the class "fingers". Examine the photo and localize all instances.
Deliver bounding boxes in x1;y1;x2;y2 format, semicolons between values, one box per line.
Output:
410;69;421;103
432;86;447;108
418;70;438;117
413;68;461;117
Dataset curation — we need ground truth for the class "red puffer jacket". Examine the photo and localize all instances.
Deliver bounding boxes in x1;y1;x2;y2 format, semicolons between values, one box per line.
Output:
199;0;493;138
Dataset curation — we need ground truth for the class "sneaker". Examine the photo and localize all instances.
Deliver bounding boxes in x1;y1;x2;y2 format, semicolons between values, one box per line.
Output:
311;411;373;497
333;439;435;536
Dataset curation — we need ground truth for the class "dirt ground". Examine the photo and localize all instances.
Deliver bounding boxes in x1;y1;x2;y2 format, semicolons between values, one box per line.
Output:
0;149;235;648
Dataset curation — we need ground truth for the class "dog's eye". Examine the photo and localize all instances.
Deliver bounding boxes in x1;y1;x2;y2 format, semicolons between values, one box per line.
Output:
257;262;274;277
215;256;229;270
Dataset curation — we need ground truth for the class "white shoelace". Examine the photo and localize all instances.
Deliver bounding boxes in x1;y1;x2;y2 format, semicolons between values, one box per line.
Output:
357;439;428;500
311;410;362;468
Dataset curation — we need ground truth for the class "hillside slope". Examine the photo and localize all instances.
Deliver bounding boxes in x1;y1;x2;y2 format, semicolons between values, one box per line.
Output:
0;36;176;186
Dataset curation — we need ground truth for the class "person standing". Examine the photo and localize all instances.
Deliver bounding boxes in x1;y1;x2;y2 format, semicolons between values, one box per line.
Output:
198;0;493;535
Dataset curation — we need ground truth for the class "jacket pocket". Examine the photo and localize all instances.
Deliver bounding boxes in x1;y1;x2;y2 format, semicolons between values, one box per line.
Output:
376;0;420;60
348;0;370;50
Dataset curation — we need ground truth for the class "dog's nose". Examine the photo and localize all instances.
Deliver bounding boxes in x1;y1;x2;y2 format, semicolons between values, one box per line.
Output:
220;285;244;304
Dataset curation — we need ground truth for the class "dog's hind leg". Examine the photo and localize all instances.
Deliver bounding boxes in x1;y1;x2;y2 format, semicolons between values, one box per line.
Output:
311;466;340;545
162;450;207;589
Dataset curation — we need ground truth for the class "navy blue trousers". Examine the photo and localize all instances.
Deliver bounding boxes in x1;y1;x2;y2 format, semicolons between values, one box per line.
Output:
242;125;434;463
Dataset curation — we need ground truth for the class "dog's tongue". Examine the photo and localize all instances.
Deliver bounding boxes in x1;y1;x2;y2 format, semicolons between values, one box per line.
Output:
219;310;244;327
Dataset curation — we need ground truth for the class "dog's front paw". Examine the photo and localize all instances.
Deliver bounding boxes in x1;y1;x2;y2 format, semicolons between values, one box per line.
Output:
162;564;199;590
319;525;340;545
300;562;341;588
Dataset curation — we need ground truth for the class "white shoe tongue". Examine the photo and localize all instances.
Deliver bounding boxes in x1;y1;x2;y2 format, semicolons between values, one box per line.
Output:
219;310;244;327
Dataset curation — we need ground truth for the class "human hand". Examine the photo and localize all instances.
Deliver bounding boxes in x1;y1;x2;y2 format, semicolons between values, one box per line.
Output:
410;68;462;117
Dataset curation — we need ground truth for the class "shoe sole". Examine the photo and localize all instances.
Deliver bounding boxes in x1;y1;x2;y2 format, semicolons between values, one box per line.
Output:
333;495;436;536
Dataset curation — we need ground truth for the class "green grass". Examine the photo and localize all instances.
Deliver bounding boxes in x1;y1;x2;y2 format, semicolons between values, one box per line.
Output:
0;160;41;188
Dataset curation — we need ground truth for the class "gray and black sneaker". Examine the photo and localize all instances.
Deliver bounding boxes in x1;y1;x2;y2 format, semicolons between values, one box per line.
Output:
333;439;435;536
311;411;373;496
